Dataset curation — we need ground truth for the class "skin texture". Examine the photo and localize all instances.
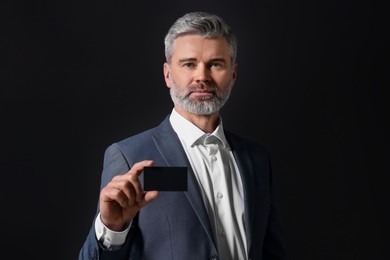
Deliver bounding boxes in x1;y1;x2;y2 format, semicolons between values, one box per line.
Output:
99;35;237;231
164;35;237;133
99;160;158;231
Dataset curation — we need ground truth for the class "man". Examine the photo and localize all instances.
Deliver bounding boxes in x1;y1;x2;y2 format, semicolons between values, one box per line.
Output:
79;11;288;260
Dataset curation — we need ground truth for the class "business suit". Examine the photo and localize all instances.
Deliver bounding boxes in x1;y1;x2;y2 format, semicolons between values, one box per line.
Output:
79;115;288;260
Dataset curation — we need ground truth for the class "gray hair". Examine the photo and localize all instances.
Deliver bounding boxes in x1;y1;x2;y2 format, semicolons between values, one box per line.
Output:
164;12;237;65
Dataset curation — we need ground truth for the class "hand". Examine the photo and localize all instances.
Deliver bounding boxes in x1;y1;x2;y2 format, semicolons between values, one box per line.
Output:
99;160;159;231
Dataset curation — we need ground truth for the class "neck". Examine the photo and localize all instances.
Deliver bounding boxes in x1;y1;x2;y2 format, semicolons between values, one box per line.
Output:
174;106;220;133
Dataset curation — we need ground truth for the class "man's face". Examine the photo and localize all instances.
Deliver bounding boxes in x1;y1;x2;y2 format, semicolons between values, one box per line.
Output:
163;35;237;115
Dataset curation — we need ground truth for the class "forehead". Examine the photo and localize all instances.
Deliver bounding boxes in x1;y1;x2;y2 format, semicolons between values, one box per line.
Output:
171;35;232;61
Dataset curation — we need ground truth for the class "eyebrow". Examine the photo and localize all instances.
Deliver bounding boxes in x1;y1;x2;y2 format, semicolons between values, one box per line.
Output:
178;58;197;63
208;58;227;63
177;57;227;63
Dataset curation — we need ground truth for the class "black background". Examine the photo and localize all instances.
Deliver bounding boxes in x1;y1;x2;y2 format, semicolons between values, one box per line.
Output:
1;0;389;259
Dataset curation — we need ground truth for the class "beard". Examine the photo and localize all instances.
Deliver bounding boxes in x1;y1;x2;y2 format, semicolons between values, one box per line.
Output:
169;78;234;115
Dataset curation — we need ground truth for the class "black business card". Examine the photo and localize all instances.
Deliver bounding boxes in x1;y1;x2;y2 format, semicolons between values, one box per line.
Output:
143;166;188;191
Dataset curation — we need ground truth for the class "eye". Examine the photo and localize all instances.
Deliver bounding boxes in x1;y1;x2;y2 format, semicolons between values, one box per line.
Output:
183;63;195;68
210;62;223;68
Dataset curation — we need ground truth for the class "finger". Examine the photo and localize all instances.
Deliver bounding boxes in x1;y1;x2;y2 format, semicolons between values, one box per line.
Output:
127;174;143;204
125;160;154;178
100;185;130;208
139;191;159;208
106;160;155;206
126;160;154;202
109;175;137;205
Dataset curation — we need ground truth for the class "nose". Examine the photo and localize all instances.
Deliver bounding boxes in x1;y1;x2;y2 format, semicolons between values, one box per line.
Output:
194;64;211;83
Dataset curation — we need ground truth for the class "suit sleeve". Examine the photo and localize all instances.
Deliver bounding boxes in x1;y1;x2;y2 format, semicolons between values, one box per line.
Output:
78;144;135;260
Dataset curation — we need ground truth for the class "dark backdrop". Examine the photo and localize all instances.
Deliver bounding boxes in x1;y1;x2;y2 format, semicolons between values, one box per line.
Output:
1;0;388;259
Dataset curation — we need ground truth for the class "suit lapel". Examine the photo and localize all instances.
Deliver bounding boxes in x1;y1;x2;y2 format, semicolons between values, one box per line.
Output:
226;132;255;252
152;116;217;248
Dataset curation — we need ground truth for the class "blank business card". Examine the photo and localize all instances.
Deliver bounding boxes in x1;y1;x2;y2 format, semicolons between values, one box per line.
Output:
143;166;188;191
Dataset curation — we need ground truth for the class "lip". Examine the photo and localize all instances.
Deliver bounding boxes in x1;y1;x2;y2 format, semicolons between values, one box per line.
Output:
190;90;213;97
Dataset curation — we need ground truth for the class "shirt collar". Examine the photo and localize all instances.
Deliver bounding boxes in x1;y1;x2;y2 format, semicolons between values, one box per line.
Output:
169;108;228;148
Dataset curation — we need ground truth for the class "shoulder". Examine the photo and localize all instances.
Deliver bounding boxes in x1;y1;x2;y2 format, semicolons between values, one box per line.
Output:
105;115;172;158
117;127;156;146
104;127;156;160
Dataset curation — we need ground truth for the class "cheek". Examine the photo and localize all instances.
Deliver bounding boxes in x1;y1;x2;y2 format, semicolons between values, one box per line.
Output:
215;73;234;86
172;72;192;86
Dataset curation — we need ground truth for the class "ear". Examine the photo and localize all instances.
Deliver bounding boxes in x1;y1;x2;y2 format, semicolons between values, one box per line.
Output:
163;63;171;88
232;64;237;80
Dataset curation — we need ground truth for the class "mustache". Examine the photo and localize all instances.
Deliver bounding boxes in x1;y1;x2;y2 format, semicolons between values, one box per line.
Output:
188;83;217;92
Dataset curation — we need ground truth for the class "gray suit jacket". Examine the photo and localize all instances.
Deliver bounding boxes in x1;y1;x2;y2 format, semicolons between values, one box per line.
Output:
79;115;288;260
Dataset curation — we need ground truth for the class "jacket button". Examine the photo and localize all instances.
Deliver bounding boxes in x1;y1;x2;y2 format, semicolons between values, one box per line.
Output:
211;256;218;260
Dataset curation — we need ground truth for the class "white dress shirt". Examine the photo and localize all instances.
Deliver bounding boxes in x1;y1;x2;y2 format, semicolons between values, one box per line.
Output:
95;108;247;259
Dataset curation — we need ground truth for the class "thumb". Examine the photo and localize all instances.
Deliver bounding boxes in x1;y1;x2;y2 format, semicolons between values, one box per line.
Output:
140;191;159;208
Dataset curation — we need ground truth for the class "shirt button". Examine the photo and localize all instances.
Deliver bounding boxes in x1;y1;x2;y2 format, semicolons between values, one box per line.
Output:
217;192;223;199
